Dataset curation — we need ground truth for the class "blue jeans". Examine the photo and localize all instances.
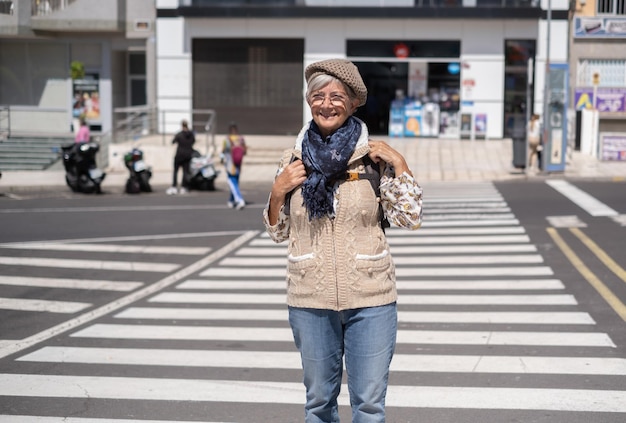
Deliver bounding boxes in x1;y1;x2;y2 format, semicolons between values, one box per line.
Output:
226;170;244;203
288;303;397;423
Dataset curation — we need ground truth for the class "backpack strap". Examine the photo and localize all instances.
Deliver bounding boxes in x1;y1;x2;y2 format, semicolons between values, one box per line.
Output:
344;155;390;231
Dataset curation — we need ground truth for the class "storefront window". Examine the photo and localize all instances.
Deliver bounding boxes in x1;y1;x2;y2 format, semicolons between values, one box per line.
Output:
503;40;535;139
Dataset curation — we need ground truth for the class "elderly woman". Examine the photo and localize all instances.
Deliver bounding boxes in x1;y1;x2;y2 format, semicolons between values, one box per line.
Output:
263;58;423;422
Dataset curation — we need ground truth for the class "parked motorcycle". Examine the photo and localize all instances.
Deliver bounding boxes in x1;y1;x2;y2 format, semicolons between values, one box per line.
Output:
123;147;152;194
61;141;106;194
187;149;219;191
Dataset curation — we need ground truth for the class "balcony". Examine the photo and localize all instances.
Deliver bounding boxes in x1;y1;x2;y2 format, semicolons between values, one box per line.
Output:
166;0;542;19
29;0;123;32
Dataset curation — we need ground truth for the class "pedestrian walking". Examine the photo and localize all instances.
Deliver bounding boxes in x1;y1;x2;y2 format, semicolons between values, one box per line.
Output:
221;122;247;209
262;58;423;422
527;113;542;172
167;119;195;195
74;118;90;143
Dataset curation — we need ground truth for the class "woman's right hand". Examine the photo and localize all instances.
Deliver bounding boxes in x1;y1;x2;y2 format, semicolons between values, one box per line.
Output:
268;159;307;225
274;159;306;197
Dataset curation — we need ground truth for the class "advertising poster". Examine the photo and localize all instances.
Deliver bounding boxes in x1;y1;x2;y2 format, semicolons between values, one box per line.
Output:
439;112;460;138
460;113;472;139
600;133;626;161
408;62;428;100
574;16;626;39
404;101;422;137
474;113;487;139
421;103;440;137
388;99;405;137
574;87;626;112
72;74;101;122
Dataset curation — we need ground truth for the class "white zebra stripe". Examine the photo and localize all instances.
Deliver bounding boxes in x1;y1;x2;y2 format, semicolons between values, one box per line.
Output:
0;276;142;292
199;266;553;278
148;292;575;305
0;297;91;314
0;257;178;272
70;324;615;347
176;279;564;291
114;307;595;324
1;374;624;412
0;243;210;255
219;255;544;267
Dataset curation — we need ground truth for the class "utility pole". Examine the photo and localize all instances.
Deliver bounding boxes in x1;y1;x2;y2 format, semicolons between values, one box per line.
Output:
542;0;552;170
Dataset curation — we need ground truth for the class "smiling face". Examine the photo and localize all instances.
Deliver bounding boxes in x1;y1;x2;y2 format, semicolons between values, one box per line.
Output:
307;78;359;139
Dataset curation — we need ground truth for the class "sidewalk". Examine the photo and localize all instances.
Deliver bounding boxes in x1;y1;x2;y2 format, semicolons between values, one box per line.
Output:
1;135;624;194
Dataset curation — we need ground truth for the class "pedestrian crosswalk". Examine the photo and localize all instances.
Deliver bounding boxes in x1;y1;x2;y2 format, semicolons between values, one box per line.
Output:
1;181;625;422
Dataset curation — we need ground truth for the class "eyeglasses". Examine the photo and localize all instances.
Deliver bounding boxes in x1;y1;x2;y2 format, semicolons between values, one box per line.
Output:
309;92;349;106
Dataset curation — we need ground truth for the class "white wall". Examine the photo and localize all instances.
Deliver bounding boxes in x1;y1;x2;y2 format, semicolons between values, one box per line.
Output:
158;16;565;138
156;17;192;133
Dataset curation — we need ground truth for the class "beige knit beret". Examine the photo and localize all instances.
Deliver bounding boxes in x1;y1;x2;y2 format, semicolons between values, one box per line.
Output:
305;59;368;107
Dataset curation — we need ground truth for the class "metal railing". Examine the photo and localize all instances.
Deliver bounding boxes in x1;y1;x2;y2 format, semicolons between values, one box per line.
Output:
31;0;77;16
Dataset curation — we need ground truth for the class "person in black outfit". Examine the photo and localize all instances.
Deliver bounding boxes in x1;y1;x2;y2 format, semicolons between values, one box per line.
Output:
167;120;195;195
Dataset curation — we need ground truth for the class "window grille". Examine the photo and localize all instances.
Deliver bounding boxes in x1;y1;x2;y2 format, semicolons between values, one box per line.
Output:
577;59;626;87
597;0;626;15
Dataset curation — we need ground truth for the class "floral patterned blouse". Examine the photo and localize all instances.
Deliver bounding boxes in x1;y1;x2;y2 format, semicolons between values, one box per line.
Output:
264;164;423;243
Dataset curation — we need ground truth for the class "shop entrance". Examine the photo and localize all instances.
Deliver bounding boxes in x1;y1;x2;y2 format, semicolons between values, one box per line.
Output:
353;62;408;136
353;60;461;136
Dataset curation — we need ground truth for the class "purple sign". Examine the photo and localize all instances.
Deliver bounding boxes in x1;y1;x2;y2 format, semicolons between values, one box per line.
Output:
601;133;626;161
575;88;626;112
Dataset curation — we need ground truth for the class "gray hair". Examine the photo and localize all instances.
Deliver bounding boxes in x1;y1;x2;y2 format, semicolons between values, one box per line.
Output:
306;74;357;104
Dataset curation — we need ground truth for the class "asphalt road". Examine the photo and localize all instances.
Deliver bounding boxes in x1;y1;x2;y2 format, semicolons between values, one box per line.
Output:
0;179;625;422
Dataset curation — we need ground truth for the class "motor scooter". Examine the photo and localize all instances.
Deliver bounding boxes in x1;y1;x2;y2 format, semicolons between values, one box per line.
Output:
187;149;219;191
61;141;106;194
123;147;152;194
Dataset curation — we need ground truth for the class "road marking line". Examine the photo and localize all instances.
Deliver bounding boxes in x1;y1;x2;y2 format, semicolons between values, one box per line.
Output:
149;292;575;305
114;307;596;324
18;346;626;375
546;180;618;217
547;227;626;322
238;245;539;255
570;227;626;285
0;417;226;423
387;235;530;244
70;324;614;347
0;231;260;360
176;279;564;291
1;243;210;255
0;256;178;272
424;213;516;221
200;266;553;277
382;226;526;235
0;298;91;313
1;374;625;412
0;230;247;245
0;276;142;291
219;255;544;267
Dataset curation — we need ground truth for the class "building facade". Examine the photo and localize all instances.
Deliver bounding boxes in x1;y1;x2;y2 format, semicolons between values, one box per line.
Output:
156;0;569;139
0;0;156;136
569;0;626;159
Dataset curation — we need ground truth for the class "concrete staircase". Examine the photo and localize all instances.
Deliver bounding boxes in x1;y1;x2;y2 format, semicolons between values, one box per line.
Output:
0;136;74;171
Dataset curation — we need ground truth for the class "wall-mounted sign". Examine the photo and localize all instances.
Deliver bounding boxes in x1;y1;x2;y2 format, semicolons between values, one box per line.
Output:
600;133;626;161
574;17;626;38
574;87;626;112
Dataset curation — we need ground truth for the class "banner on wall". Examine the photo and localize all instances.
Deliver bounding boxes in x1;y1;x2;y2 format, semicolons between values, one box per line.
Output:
474;113;487;139
404;101;422;137
600;133;626;161
408;62;428;100
388;99;405;137
574;16;626;38
574;87;626;112
72;74;101;122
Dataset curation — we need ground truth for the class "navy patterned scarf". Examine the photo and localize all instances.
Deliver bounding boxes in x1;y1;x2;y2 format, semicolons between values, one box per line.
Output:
301;117;361;220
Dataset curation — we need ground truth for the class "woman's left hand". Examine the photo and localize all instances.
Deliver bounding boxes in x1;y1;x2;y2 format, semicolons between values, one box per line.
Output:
368;140;412;177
